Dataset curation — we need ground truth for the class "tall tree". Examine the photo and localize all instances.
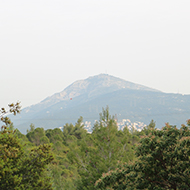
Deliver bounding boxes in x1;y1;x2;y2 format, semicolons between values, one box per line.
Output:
69;107;134;189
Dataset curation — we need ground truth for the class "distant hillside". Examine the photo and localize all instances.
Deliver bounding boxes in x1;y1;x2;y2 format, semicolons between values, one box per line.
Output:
10;74;190;133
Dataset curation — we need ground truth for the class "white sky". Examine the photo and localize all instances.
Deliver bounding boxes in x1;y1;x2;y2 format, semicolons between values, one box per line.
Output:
1;0;190;109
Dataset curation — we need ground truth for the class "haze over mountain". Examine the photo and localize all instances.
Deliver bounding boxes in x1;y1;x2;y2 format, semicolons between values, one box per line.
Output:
10;74;190;133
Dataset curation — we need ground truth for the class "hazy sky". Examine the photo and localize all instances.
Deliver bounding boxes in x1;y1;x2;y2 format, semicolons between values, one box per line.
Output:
1;0;190;109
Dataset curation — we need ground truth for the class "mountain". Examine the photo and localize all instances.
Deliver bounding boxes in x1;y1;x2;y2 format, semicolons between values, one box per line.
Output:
10;74;190;133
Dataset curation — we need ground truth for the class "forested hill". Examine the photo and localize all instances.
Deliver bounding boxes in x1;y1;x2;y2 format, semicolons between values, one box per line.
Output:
2;105;190;189
10;74;190;133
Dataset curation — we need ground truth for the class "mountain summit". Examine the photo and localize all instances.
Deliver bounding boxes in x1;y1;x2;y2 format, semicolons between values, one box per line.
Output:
10;74;190;133
23;74;159;114
41;74;158;104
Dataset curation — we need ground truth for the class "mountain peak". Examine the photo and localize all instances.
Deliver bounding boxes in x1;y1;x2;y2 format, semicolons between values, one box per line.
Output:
37;74;158;108
11;74;190;134
22;74;159;116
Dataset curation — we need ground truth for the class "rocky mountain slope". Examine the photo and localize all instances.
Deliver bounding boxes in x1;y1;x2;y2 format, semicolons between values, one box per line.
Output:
10;74;190;133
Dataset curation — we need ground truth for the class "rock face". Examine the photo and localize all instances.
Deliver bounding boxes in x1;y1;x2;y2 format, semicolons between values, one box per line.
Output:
21;74;158;115
33;74;158;108
10;74;190;133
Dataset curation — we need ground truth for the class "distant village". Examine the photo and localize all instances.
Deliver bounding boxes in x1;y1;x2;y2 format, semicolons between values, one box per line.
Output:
83;119;146;133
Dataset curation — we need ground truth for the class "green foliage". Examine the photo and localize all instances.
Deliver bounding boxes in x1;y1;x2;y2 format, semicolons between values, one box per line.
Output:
95;121;190;190
134;122;190;189
140;119;156;136
40;136;50;144
44;126;81;189
0;102;21;126
63;116;87;141
0;139;54;190
4;103;189;190
20;144;54;190
68;107;135;190
0;126;24;189
0;103;54;190
27;123;35;133
95;161;136;190
27;127;47;146
46;128;63;143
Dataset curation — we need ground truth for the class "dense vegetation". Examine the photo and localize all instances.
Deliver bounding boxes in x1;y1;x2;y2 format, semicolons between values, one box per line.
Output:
0;104;190;189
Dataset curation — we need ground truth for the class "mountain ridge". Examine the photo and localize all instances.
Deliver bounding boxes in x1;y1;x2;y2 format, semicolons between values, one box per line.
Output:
23;74;159;114
42;74;160;102
9;74;190;133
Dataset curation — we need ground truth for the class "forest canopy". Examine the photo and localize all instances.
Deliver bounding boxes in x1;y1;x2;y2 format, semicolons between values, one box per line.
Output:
0;104;190;190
